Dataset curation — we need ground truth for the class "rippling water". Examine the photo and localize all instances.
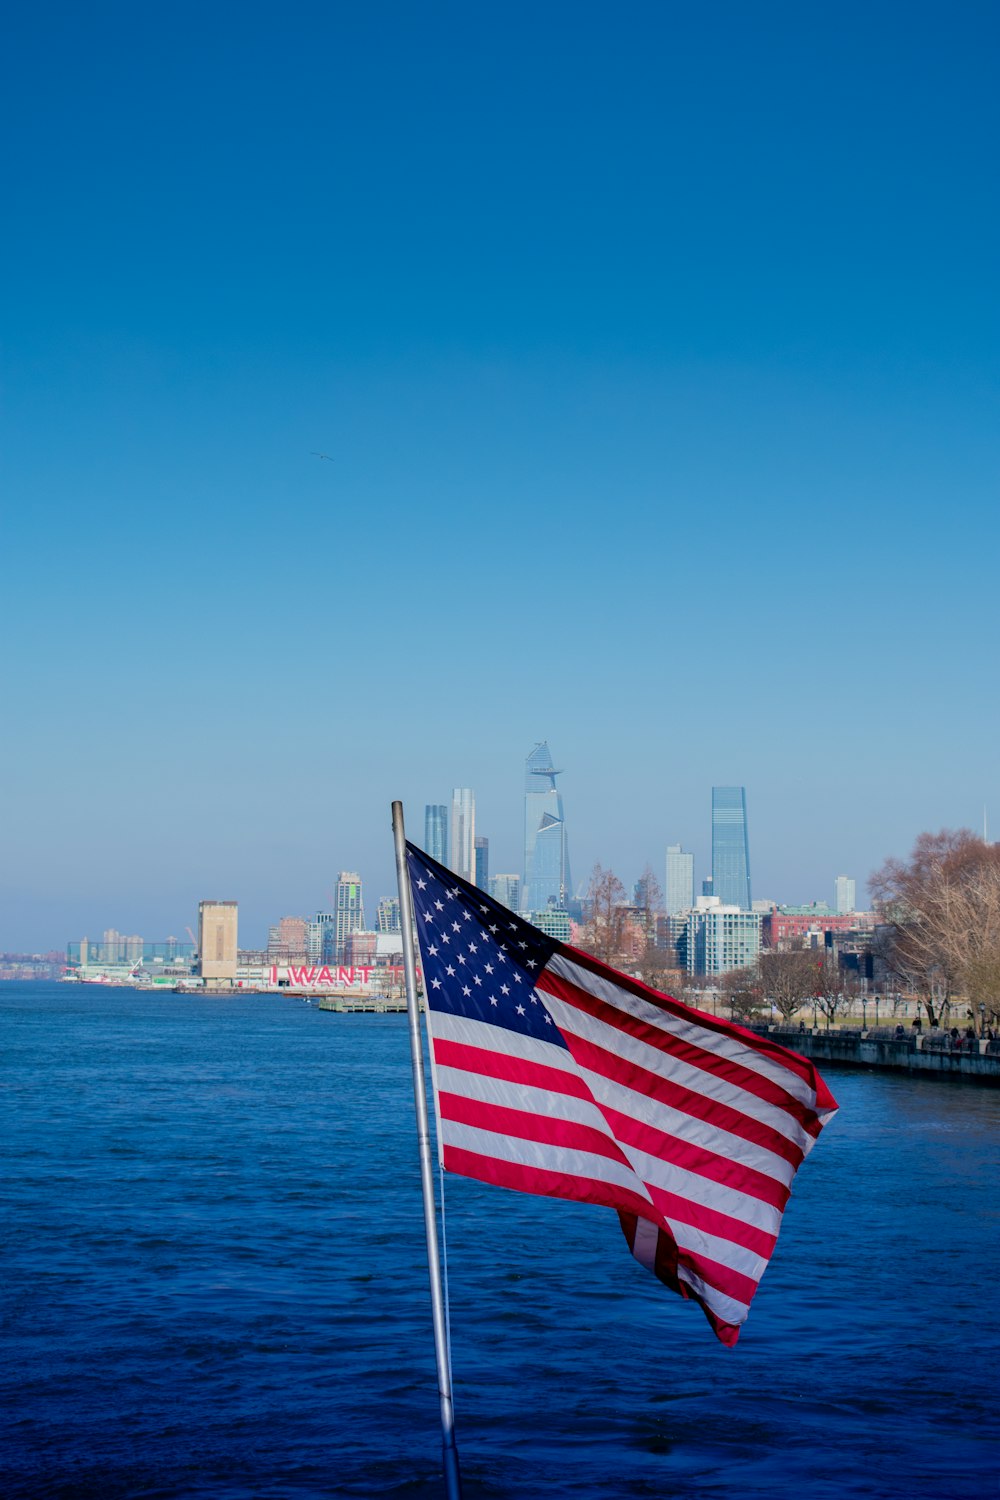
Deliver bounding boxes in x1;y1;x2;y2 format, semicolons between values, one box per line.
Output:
2;984;998;1498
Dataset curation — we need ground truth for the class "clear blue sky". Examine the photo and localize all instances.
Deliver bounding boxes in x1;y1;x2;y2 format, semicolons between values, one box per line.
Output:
2;1;997;949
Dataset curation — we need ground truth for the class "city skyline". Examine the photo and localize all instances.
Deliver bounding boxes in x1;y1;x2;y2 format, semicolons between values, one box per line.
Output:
54;772;871;955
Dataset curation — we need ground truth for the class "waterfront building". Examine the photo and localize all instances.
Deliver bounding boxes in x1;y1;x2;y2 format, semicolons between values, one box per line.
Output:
424;805;448;864
450;789;476;883
198;900;238;982
376;897;401;933
522;742;571;915
683;896;761;977
334;873;366;960
665;844;695;916
474;836;489;891
835;875;857;915
711;786;752;909
489;873;521;912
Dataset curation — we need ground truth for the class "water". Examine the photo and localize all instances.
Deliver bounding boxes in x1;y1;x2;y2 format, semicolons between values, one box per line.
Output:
2;984;998;1499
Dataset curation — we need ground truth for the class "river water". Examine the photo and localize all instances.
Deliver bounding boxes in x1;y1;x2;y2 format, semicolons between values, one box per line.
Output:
2;984;997;1498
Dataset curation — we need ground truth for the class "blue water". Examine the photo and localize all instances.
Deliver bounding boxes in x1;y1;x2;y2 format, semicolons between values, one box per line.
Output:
2;985;998;1499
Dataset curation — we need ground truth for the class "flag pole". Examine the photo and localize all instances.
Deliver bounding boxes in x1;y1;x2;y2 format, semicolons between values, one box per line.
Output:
392;800;463;1500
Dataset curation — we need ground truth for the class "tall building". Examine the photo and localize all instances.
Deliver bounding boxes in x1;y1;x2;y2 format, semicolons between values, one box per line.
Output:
474;836;489;891
306;912;335;963
665;844;695;915
334;873;366;960
711;786;752;910
835;875;856;915
683;897;761;977
450;789;476;882
522;742;571;914
376;897;401;933
424;805;448;864
489;874;521;913
198;900;238;982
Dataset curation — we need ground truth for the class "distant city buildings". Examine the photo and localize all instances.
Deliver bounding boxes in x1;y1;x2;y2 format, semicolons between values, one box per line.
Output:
425;804;448;864
334;873;366;960
267;915;308;962
450;788;476;883
376;897;401;933
835;875;857;915
711;786;752;909
665;844;695;916
764;903;876;949
489;873;521;912
198;900;238;983
522;742;570;915
530;907;572;941
474;836;489;891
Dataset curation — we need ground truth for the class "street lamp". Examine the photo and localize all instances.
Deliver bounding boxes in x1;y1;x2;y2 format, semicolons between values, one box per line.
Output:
862;993;867;1030
980;1002;987;1039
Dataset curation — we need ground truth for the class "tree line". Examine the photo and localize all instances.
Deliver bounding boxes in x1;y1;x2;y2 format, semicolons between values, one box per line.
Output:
574;828;1000;1034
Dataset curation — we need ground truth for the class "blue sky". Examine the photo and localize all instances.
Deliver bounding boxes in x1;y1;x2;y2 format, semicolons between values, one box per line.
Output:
3;1;998;949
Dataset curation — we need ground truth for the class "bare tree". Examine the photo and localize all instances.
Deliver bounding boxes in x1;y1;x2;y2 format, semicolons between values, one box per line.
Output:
758;948;820;1024
721;967;764;1022
579;865;629;967
871;829;1000;1027
813;955;855;1029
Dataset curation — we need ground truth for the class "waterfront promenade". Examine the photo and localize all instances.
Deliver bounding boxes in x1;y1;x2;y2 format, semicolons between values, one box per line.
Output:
756;1024;1000;1083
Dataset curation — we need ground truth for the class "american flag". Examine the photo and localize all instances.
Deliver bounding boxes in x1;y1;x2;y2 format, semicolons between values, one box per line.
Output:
407;842;837;1347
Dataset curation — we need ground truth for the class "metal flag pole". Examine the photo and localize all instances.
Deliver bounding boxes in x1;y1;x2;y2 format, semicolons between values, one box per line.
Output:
392;800;463;1500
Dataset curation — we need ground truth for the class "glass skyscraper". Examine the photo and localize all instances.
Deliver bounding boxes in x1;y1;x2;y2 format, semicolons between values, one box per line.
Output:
522;742;571;914
474;836;489;891
424;804;448;864
711;786;752;910
450;788;476;883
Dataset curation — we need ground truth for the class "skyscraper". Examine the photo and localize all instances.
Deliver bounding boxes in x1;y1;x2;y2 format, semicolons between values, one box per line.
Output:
334;872;366;960
474;836;489;891
711;786;752;910
834;875;856;915
665;844;695;915
522;742;571;914
489;874;521;912
449;789;476;883
424;805;448;864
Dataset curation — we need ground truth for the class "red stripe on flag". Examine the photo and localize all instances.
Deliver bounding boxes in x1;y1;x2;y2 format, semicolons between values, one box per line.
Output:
558;941;823;1090
555;1026;806;1170
442;1143;660;1222
438;1090;635;1172
433;1036;593;1102
646;1185;777;1259
539;965;826;1136
600;1102;791;1210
